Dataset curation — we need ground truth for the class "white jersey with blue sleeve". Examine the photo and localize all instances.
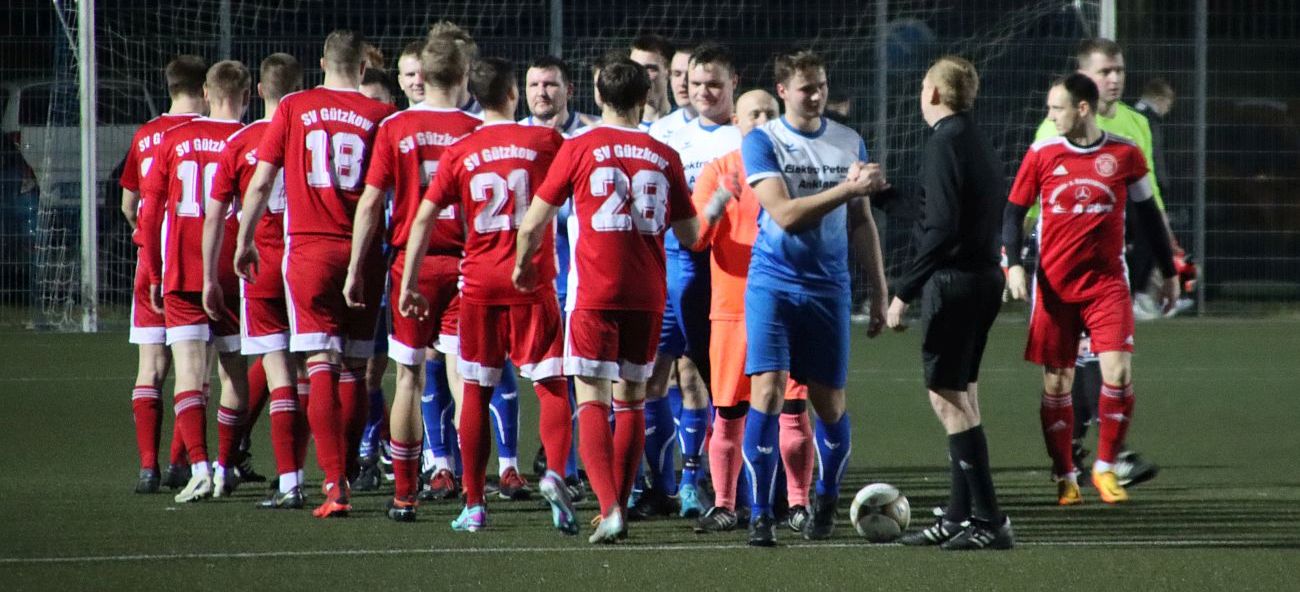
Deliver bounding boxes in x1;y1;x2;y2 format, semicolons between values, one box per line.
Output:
742;116;868;295
649;107;696;143
663;119;742;256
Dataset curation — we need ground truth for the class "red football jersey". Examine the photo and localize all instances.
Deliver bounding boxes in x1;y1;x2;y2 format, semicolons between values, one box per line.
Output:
533;125;695;312
426;121;564;304
139;117;245;294
365;104;481;252
211;119;287;298
256;87;397;239
122;113;201;247
1008;132;1152;302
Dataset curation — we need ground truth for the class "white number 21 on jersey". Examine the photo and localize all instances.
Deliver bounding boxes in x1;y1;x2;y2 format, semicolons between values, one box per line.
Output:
469;169;530;233
305;129;366;191
590;167;668;234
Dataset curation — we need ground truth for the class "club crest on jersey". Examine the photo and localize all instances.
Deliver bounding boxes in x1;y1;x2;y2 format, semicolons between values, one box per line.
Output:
1094;153;1118;177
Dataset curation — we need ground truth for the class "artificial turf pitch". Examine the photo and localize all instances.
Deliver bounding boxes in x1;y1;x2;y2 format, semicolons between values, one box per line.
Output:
1;316;1298;590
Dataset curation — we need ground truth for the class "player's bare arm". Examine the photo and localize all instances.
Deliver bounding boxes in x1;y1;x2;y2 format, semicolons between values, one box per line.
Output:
200;197;230;321
670;215;702;254
751;161;886;232
343;184;386;309
397;199;440;320
234;160;279;282
849;196;888;337
513;197;561;293
121;189;140;230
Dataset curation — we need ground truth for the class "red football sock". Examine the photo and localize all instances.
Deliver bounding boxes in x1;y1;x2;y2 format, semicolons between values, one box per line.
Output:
1040;391;1076;478
578;401;617;516
216;405;247;468
535;378;573;476
708;412;746;511
268;386;300;476
339;367;368;480
243;359;270;441
779;411;814;507
132;385;162;470
1096;383;1134;465
390;439;422;500
306;362;344;492
295;378;311;469
612;399;646;511
459;382;493;506
174;389;208;464
169;415;186;466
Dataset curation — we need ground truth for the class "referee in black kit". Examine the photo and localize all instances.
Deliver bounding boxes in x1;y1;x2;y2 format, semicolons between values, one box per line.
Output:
886;56;1013;551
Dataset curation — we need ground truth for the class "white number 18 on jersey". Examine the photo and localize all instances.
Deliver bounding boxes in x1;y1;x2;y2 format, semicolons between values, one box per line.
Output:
305;130;366;191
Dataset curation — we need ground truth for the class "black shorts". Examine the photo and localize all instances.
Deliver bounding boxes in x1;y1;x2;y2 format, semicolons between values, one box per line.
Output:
921;267;1004;391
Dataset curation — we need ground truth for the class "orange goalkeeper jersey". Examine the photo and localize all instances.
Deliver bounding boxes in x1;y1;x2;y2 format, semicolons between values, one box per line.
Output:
689;149;760;321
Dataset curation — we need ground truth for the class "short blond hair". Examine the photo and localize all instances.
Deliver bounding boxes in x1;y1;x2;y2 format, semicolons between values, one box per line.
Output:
205;59;251;100
927;55;979;112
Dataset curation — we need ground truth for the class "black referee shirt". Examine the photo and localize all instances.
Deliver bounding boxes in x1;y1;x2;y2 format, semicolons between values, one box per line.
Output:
893;112;1006;302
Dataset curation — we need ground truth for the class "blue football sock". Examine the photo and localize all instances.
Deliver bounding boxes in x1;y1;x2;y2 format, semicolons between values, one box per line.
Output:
736;460;753;510
742;408;780;520
667;384;684;430
421;359;446;464
678;406;709;487
359;388;386;458
814;413;852;498
565;378;579;478
489;361;519;464
643;395;678;494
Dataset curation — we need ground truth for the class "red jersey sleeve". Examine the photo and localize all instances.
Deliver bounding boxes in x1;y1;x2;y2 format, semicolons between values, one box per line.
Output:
209;135;242;205
256;100;291;167
120;137;142;193
1125;144;1149;185
138;138;172;283
1006;146;1042;208
534;140;576;207
665;150;696;223
423;143;462;211
364;122;396;191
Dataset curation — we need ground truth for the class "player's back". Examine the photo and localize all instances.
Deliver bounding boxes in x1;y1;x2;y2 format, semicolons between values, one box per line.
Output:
1010;133;1148;301
124;113;201;247
257;87;397;239
743;116;867;295
433;122;563;304
368;104;481;252
146;117;245;294
535;125;692;312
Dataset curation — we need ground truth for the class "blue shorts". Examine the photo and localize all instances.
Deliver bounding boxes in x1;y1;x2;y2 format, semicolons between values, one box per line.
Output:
372;300;390;355
659;250;711;360
744;285;850;389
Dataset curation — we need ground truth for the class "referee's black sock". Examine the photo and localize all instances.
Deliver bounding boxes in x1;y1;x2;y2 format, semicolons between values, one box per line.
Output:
943;452;971;523
950;426;1003;525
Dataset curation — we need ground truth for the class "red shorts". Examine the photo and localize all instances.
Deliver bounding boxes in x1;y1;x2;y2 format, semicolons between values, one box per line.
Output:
129;256;165;345
240;293;290;355
164;291;240;353
711;319;808;407
564;309;662;382
458;297;564;387
388;251;460;366
283;235;382;358
1027;280;1134;368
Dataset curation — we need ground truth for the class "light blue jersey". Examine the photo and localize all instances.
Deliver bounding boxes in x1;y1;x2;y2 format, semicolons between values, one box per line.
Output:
742;116;868;296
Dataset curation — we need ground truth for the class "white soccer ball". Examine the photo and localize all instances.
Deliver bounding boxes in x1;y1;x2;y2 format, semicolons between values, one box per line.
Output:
849;483;911;542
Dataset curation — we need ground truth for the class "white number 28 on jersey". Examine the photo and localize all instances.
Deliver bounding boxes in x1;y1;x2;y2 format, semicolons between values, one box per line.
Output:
589;167;668;234
305;129;367;191
469;169;530;233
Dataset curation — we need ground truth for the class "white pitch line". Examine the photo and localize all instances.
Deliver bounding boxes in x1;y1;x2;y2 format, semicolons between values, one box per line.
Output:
1;539;1292;565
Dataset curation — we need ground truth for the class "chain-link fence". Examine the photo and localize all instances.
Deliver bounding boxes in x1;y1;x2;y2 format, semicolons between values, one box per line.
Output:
1;0;1296;330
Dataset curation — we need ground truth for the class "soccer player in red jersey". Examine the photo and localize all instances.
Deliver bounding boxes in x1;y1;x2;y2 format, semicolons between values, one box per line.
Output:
235;30;398;518
401;57;574;534
1003;74;1178;505
207;53;307;509
515;58;700;543
343;34;481;521
121;55;206;494
139;60;252;503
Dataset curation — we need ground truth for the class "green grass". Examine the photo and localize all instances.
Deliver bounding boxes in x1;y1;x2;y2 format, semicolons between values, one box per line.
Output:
2;316;1299;590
